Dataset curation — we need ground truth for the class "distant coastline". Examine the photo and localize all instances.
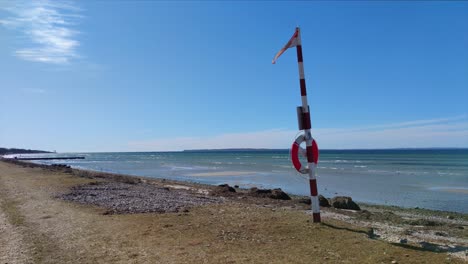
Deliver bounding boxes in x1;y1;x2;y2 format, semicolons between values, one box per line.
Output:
183;148;286;152
0;147;51;155
183;147;468;153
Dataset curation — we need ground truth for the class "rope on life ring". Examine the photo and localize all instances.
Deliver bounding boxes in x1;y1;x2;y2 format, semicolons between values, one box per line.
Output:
290;134;319;174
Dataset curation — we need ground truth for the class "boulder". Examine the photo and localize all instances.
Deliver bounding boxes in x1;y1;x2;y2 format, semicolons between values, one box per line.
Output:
270;188;291;200
248;187;291;200
318;195;330;207
249;187;270;194
297;195;330;206
217;184;236;193
330;196;360;210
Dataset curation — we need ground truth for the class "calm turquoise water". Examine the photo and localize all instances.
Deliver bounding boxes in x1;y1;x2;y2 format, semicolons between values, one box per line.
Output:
17;149;468;213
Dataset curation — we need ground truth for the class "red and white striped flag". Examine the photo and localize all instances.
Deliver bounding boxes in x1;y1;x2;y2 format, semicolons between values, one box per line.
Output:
272;28;299;64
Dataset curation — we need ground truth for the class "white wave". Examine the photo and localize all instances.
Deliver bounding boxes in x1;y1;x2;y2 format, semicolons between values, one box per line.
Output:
334;160;349;163
271;156;286;159
170;166;194;170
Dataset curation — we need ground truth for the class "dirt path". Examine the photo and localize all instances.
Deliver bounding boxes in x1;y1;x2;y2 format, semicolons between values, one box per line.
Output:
0;161;465;263
0;205;31;263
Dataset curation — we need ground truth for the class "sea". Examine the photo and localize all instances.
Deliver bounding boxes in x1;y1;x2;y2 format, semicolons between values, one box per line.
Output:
10;149;468;213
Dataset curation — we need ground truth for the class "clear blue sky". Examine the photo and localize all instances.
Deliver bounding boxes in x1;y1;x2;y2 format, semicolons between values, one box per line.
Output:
1;1;467;152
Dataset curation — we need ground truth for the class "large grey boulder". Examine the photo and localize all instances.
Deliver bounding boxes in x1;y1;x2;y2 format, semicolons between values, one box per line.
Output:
330;196;360;210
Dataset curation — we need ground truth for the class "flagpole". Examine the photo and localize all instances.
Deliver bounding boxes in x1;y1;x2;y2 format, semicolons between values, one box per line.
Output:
295;27;321;223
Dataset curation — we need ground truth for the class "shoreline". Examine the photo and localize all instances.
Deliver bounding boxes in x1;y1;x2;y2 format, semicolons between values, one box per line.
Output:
1;159;467;262
5;149;467;214
4;158;468;216
4;158;468;222
16;158;468;215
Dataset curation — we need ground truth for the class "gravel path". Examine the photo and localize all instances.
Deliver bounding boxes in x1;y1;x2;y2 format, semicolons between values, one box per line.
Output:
58;181;223;214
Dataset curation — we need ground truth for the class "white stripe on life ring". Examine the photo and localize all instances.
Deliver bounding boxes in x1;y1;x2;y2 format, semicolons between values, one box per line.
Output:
291;134;319;174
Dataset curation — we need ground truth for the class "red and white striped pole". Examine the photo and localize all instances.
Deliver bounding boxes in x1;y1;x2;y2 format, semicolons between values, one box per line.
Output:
295;27;321;223
272;27;321;223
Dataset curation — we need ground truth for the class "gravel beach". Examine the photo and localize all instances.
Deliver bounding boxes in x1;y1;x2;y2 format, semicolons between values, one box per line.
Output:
59;181;222;214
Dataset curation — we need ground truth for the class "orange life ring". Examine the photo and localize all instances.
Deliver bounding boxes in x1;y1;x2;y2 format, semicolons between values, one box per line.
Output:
291;134;319;174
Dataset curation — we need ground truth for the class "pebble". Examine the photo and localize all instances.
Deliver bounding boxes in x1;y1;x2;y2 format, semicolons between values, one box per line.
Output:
58;181;222;214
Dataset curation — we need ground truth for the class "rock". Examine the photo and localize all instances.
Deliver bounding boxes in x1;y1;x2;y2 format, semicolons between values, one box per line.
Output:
249;187;269;194
270;188;291;200
434;231;448;237
217;184;236;193
248;187;291;200
391;261;398;264
299;196;334;207
318;195;330;207
330;196;360;210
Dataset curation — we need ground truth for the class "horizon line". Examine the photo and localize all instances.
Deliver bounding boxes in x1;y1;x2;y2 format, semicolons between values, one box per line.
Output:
57;147;468;154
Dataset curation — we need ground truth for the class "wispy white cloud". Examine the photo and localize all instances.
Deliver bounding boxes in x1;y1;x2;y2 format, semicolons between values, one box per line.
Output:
128;115;468;151
0;1;82;64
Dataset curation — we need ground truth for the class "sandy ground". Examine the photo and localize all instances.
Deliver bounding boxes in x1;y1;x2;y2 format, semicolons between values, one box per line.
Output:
0;160;466;263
